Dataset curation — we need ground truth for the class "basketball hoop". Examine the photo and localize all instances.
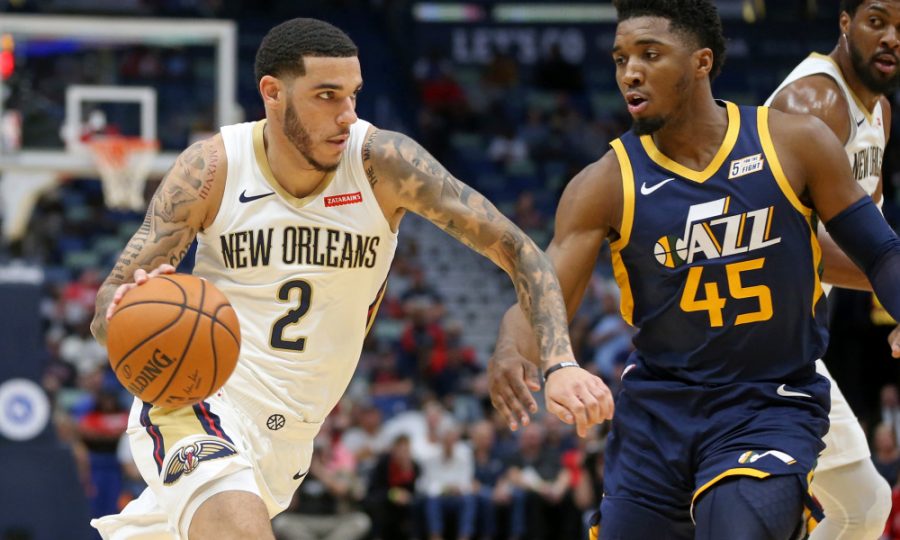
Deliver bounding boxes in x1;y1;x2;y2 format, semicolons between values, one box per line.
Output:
87;136;159;211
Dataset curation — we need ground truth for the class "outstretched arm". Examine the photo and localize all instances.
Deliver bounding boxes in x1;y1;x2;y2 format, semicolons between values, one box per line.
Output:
365;128;573;369
490;154;619;430
364;128;613;435
91;137;222;346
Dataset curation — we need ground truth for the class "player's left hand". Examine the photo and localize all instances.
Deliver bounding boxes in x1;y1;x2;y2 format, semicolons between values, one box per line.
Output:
544;365;613;438
488;344;541;431
105;264;177;320
889;323;900;358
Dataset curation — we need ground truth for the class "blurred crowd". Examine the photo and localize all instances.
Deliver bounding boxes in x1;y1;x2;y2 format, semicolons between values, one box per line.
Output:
3;3;900;539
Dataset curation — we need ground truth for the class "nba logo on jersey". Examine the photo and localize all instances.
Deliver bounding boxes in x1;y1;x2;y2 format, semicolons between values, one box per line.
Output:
728;154;765;179
653;197;782;268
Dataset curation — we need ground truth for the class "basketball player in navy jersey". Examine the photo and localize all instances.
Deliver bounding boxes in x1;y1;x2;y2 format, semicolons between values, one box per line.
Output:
488;1;900;538
765;2;898;537
89;18;611;540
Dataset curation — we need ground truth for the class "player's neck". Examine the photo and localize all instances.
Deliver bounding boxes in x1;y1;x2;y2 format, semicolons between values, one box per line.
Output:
263;122;332;198
649;95;729;171
830;45;883;113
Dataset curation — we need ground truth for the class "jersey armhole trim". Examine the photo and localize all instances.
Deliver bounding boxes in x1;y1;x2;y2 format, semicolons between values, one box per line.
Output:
809;53;874;124
609;138;635;326
757;108;824;315
201;126;241;237
350;124;399;237
756;107;812;217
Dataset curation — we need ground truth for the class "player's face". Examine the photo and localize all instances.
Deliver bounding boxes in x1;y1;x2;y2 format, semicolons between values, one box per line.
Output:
283;56;362;172
844;0;900;94
612;17;696;135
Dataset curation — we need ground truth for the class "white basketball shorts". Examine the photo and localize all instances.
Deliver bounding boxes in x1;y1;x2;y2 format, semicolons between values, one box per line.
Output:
91;386;317;539
815;359;870;472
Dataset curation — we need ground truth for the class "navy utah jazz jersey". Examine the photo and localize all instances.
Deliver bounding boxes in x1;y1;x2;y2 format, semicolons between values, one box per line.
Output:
610;102;828;384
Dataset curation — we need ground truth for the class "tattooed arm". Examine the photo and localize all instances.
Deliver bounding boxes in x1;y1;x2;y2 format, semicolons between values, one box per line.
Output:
363;127;613;436
490;154;621;431
90;136;225;346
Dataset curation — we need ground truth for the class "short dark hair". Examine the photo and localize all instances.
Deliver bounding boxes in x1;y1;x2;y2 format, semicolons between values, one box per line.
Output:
613;0;727;80
254;18;358;85
840;0;864;16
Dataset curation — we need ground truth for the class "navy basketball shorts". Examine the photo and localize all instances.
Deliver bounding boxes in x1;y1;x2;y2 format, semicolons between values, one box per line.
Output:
599;360;830;537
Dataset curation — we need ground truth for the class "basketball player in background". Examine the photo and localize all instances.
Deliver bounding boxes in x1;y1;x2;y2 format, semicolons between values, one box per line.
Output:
488;0;900;537
89;18;612;540
765;1;898;537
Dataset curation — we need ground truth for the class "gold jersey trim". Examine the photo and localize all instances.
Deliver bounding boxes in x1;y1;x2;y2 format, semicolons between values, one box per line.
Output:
639;101;741;183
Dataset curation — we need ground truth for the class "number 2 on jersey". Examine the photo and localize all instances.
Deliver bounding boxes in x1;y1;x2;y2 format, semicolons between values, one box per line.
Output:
680;257;773;327
271;279;313;351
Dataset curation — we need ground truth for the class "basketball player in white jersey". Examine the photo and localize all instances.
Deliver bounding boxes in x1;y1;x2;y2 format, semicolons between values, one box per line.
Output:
88;18;613;540
766;1;898;538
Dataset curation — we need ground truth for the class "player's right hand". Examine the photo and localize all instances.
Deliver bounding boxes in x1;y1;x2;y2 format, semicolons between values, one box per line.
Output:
488;344;541;431
544;365;613;438
105;264;177;321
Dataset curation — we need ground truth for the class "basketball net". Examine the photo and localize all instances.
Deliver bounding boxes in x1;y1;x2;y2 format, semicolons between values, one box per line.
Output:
87;136;159;211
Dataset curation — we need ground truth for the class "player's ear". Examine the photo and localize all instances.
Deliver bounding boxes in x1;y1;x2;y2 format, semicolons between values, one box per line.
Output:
259;75;283;107
839;11;851;38
694;47;714;79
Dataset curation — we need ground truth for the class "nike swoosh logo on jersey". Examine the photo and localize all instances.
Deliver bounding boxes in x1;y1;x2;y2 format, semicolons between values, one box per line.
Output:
857;118;865;127
640;178;675;195
293;469;308;481
776;384;812;398
239;190;275;203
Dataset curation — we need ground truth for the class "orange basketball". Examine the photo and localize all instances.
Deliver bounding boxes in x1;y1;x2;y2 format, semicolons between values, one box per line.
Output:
107;274;241;408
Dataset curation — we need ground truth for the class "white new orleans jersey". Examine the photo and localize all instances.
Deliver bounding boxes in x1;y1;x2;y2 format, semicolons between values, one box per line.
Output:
194;118;397;425
766;52;885;200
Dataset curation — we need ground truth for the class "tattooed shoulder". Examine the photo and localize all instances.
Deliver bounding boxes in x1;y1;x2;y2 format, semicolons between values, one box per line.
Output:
365;130;458;191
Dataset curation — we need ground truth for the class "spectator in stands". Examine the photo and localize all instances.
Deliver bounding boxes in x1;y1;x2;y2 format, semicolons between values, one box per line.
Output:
470;420;516;540
367;434;420;540
487;409;519;464
342;401;385;482
59;317;108;376
61;267;101;316
586;278;633;382
369;344;415;418
873;423;900;487
511;191;546;233
272;421;370;540
886;478;900;540
487;125;529;169
534;44;584;95
401;267;445;317
883;384;900;447
115;433;146;511
481;53;520;93
427;320;479;398
78;387;129;519
506;423;573;540
573;447;605;537
419;420;476;540
400;298;447;383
